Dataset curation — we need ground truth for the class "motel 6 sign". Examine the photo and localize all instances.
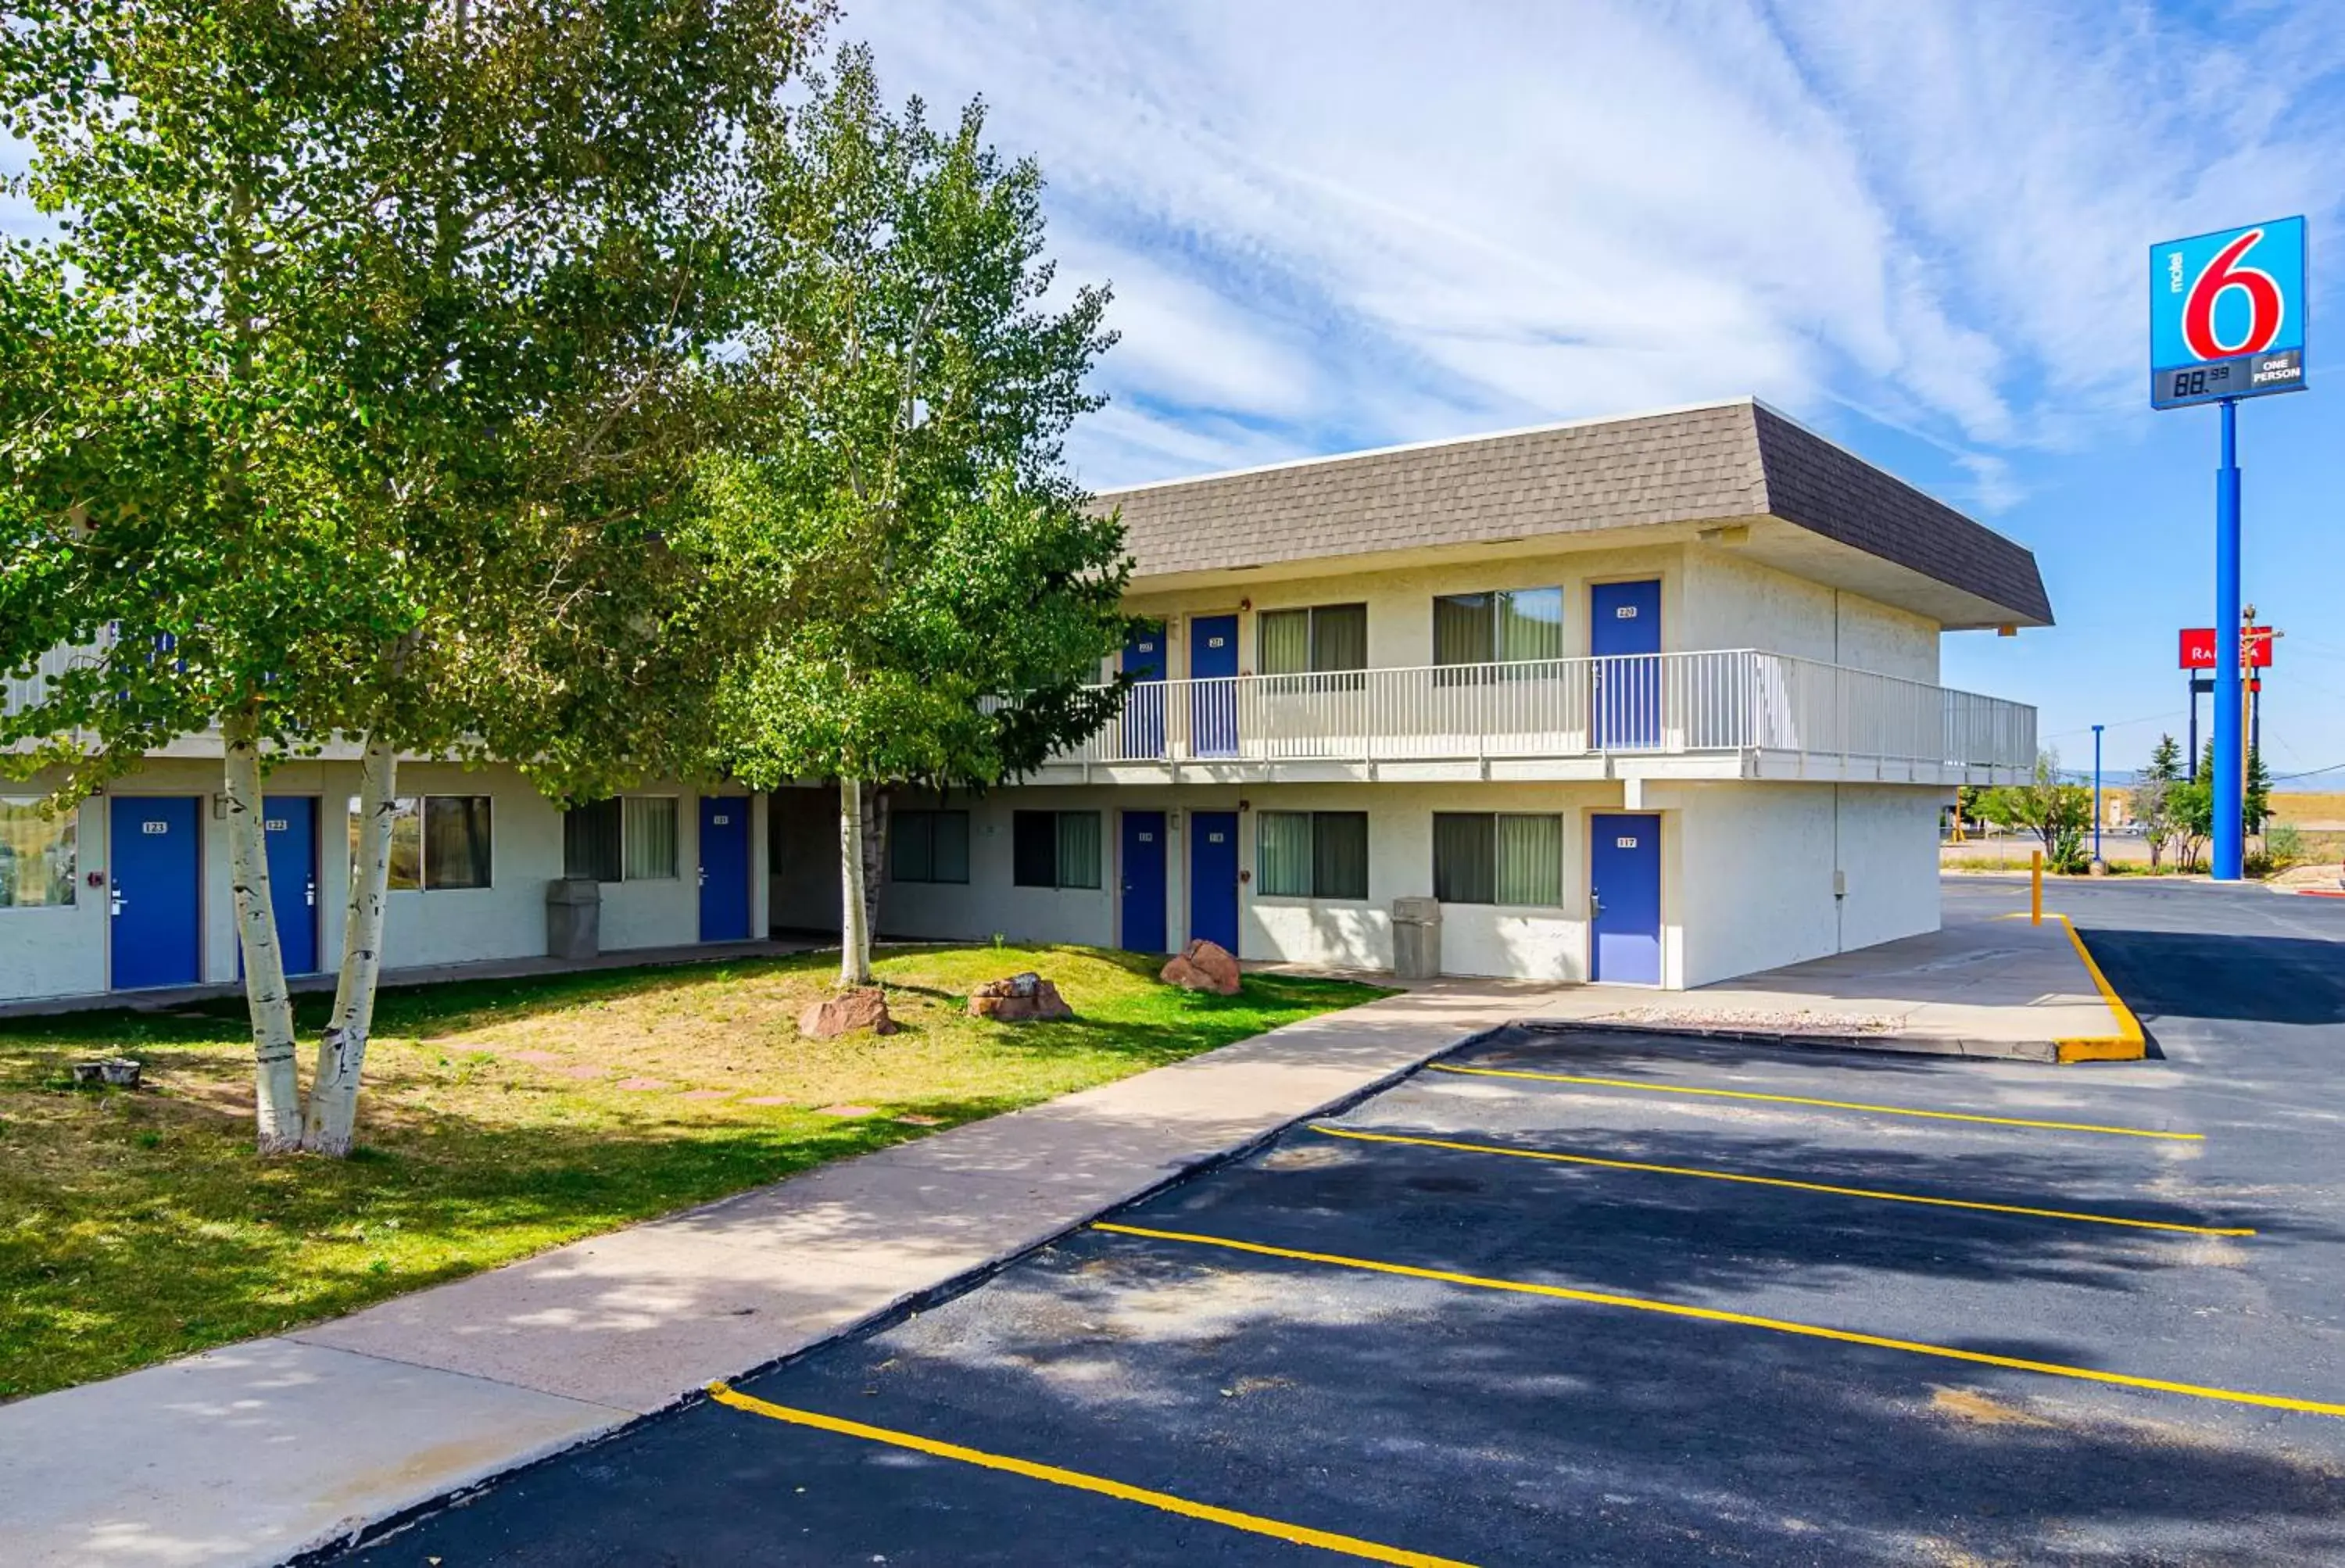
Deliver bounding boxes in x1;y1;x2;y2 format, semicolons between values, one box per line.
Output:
2150;217;2308;408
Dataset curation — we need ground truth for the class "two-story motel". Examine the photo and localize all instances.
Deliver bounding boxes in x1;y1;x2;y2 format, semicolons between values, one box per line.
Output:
0;399;2045;1005
840;399;2049;988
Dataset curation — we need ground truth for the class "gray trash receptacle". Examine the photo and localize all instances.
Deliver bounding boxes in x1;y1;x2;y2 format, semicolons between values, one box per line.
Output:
546;877;602;963
1391;895;1442;982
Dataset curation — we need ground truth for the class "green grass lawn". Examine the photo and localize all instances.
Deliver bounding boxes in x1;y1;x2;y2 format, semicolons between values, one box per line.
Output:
0;945;1384;1402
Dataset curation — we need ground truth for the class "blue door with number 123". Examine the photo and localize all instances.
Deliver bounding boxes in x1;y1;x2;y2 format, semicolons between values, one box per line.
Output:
110;796;202;990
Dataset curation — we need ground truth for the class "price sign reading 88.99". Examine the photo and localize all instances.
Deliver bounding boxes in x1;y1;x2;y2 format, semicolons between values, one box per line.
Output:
2151;218;2308;409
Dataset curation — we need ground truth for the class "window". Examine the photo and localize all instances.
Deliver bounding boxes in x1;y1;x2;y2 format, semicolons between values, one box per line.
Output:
564;797;678;882
1257;603;1367;677
1434;587;1564;673
564;799;622;882
0;800;76;909
1256;811;1369;900
350;795;492;890
891;809;971;884
1433;812;1563;907
1011;811;1101;890
624;798;678;881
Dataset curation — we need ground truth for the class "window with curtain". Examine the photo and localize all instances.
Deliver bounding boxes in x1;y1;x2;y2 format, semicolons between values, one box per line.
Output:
1434;812;1563;906
1312;811;1369;900
564;798;623;882
423;796;493;889
1495;814;1564;906
1258;604;1367;677
1257;810;1368;900
1057;811;1102;889
891;809;970;884
623;797;678;880
1434;587;1563;670
563;797;678;882
1432;813;1496;904
1011;811;1100;890
349;796;424;891
1255;811;1313;897
0;800;76;908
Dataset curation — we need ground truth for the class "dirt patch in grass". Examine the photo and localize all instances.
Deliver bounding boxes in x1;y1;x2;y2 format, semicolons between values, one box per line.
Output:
0;945;1383;1402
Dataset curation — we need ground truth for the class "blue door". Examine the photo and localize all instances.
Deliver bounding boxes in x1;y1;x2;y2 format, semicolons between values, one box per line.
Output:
1120;811;1167;954
110;796;202;990
261;796;319;976
1591;813;1662;985
1121;622;1166;760
1188;811;1240;954
699;797;752;942
1189;614;1239;758
1591;578;1662;748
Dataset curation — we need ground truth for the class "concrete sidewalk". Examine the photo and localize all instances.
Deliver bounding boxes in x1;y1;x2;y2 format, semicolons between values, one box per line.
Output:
0;981;1553;1568
1527;913;2139;1061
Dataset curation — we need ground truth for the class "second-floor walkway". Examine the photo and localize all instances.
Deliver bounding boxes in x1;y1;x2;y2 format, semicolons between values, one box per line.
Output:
1035;649;2035;787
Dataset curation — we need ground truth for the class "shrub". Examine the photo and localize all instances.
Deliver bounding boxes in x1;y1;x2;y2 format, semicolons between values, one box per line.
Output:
2266;822;2306;868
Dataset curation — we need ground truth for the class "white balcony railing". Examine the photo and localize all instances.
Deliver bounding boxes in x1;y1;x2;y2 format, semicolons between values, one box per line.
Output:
1051;650;2035;775
2;638;113;726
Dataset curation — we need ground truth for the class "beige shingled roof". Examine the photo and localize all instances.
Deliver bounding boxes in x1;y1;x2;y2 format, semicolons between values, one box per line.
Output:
1098;398;2052;629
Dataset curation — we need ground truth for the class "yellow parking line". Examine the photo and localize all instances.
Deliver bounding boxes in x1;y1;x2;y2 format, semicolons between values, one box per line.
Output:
1306;1124;2252;1236
705;1380;1478;1567
1427;1062;2200;1140
1093;1224;2345;1419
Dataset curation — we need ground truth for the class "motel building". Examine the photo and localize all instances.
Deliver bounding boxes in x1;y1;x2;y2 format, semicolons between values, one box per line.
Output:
0;400;2046;1007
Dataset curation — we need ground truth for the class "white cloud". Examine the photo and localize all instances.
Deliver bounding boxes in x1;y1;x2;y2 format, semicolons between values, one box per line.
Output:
843;0;2343;502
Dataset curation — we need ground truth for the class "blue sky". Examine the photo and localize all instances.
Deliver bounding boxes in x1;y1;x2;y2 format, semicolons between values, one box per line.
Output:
845;0;2345;779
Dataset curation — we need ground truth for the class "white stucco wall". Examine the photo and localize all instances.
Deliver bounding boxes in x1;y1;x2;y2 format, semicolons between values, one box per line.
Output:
1658;779;1942;989
1122;543;1692;682
1680;548;1940;682
876;781;1615;982
1832;784;1943;953
0;759;754;1004
1661;782;1839;989
1119;541;1943;691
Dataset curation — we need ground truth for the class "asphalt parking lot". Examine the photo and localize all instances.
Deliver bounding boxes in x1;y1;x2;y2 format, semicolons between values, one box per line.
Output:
341;879;2345;1566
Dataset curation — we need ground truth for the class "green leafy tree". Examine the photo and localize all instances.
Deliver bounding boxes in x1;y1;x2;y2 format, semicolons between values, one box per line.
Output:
1977;749;2092;872
0;1;822;1153
692;48;1126;986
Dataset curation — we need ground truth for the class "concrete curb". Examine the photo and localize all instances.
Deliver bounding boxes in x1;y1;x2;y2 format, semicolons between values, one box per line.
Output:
1995;911;2148;1063
1516;1017;2060;1063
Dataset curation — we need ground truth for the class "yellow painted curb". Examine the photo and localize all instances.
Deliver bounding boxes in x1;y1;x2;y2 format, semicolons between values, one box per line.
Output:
2003;911;2146;1062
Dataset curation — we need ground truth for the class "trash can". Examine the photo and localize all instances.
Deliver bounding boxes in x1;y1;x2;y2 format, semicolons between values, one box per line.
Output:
1391;896;1442;982
546;877;601;962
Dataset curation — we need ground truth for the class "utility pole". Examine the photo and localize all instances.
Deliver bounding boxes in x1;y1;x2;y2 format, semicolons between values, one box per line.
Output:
2092;723;2105;868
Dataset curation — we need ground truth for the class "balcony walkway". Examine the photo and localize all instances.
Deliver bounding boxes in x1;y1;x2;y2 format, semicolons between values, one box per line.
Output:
1029;649;2035;788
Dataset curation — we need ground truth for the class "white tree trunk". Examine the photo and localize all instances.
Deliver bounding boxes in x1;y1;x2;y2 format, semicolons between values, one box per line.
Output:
303;736;398;1156
860;782;888;943
224;714;304;1154
840;773;872;986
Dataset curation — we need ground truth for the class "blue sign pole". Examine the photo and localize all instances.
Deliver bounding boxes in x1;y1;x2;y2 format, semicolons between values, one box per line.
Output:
2092;723;2104;865
2213;399;2243;881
